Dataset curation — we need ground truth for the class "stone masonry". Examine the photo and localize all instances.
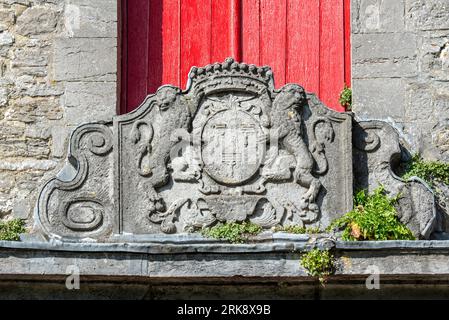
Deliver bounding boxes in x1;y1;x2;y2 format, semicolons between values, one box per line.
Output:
352;0;449;162
0;0;117;226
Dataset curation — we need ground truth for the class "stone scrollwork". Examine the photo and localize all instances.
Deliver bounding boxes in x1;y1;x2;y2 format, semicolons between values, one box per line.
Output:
37;123;113;240
353;120;437;239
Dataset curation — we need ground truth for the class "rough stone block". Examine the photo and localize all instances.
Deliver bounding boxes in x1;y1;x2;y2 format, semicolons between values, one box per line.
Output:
0;159;57;171
0;86;8;107
12;47;48;67
419;34;449;81
354;0;405;33
0;31;14;47
24;125;51;140
352;33;417;60
62;0;117;38
353;58;417;78
405;82;435;123
11;47;49;77
2;0;30;5
15;6;58;36
64;81;116;110
406;0;449;31
0;121;24;138
0;172;14;192
53;38;116;82
5;97;63;123
13;81;64;97
12;198;31;219
50;125;70;158
432;120;449;161
64;81;116;125
0;139;27;158
353;78;406;120
0;9;15;32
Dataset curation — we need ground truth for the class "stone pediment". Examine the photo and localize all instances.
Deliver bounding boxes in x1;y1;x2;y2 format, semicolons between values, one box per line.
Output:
35;58;436;242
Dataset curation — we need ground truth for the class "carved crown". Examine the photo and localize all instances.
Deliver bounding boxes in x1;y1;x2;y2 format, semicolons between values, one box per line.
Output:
187;57;274;95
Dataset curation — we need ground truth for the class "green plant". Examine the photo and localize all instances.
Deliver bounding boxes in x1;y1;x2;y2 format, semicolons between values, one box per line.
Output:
201;221;262;243
275;225;323;234
339;85;352;111
401;154;449;188
300;248;336;284
0;219;26;241
328;186;415;241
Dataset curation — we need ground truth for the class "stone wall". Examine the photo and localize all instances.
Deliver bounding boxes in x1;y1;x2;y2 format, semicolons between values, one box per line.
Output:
352;0;449;162
0;0;117;224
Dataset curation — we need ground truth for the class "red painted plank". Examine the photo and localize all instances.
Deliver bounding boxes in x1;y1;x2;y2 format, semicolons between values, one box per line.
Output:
126;0;149;112
211;0;241;62
230;0;242;61
162;0;181;87
286;0;320;95
344;0;352;87
148;0;163;94
119;0;126;114
260;0;287;87
211;0;231;62
242;0;260;65
320;0;345;111
180;0;211;90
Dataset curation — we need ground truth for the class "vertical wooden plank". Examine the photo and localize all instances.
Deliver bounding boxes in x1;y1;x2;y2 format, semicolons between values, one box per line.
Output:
344;0;351;87
148;0;163;94
119;0;126;114
242;0;260;65
260;0;287;87
230;0;242;61
286;0;320;94
320;0;345;111
162;0;181;87
126;0;149;112
211;0;241;62
211;0;231;62
180;0;211;89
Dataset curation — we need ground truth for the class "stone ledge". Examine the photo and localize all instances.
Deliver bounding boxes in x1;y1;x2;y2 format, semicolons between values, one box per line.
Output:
1;239;449;279
2;239;449;299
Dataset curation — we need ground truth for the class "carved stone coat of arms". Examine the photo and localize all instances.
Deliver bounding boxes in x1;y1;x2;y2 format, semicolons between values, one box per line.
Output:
36;58;353;240
39;58;440;242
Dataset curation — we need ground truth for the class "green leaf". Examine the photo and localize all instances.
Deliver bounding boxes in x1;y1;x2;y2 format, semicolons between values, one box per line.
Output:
0;219;26;241
328;186;415;241
201;221;262;243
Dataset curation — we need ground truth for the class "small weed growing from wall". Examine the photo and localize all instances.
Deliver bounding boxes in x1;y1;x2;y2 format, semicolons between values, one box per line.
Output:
201;221;262;243
0;219;26;241
339;85;352;111
275;225;323;234
300;248;336;284
328;186;415;241
402;155;449;188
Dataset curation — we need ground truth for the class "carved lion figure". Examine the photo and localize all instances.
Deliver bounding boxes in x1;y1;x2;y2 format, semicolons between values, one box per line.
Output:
131;86;192;214
270;84;321;213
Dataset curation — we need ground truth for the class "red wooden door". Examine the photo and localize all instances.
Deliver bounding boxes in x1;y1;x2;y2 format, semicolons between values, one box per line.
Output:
119;0;351;113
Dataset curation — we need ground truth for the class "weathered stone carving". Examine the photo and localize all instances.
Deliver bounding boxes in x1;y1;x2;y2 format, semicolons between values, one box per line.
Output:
353;120;437;239
35;58;436;242
111;58;352;238
37;123;114;240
